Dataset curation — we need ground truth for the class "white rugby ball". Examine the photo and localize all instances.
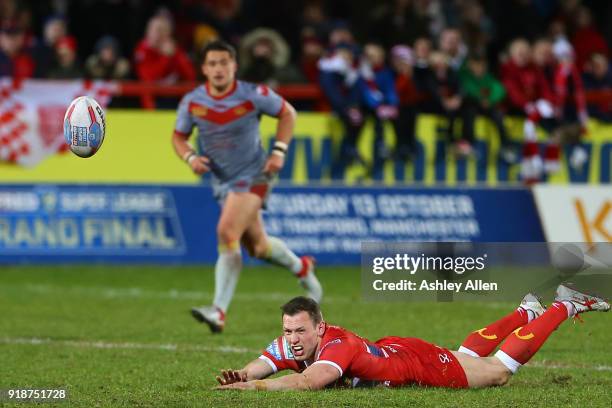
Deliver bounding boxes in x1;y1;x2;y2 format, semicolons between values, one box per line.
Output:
63;96;106;158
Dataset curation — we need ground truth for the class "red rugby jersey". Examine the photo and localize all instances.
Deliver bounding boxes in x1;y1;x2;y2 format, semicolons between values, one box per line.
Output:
259;324;467;388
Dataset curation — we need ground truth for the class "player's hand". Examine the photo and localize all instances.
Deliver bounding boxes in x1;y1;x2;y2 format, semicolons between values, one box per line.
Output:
215;381;255;391
189;155;210;175
216;369;247;386
263;154;284;175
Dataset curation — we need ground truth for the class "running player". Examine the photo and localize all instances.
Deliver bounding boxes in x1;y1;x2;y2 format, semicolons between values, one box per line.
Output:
215;285;609;390
172;40;322;333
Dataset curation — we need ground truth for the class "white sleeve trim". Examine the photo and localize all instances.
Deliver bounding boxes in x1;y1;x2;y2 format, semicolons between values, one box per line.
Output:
312;360;343;377
258;355;278;373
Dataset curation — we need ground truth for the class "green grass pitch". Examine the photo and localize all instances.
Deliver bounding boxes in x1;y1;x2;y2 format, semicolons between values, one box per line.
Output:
1;265;610;407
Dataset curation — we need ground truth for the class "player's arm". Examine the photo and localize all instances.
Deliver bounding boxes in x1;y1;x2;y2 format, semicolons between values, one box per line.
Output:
273;100;297;146
171;131;210;175
215;357;275;386
263;100;297;175
216;361;340;391
172;94;210;175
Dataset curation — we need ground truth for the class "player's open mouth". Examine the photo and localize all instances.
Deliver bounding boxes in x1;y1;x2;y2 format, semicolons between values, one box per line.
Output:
292;345;304;356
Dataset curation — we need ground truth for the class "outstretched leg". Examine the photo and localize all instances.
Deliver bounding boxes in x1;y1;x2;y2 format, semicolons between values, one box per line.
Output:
494;284;609;374
458;293;545;357
455;284;609;388
241;212;323;303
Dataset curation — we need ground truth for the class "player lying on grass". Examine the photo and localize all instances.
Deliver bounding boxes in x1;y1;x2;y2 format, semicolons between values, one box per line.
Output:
215;284;609;390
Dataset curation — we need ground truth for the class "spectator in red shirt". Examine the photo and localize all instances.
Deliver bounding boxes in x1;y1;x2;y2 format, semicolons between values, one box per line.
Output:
300;27;324;84
133;12;196;83
571;6;609;72
551;40;588;127
501;38;555;183
532;38;555;84
0;21;34;80
549;39;589;173
390;44;419;161
530;37;563;175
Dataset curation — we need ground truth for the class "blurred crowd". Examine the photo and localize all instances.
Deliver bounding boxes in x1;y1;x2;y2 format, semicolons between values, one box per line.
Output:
2;0;612;181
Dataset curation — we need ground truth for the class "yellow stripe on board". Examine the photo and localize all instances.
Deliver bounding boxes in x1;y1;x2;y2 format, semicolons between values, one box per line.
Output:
1;110;611;185
0;110;200;184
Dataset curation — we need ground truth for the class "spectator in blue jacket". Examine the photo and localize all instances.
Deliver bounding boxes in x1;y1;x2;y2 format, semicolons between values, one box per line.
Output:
318;43;364;172
358;42;399;164
582;52;612;122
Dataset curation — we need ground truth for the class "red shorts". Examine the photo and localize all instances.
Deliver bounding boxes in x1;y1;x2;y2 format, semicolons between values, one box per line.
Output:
377;337;469;389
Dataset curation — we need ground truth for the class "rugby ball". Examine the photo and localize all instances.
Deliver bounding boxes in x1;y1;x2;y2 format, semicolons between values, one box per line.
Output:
63;96;106;158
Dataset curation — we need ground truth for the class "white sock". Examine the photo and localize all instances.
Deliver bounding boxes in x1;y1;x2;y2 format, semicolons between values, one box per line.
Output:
457;346;480;358
213;246;242;313
264;236;302;275
494;350;521;374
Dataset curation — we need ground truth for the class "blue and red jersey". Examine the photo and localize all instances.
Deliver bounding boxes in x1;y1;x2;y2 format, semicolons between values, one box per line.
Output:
174;80;284;185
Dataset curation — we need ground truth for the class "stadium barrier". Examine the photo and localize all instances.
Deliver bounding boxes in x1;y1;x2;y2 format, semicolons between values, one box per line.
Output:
2;111;612;185
0;184;544;264
114;81;612;111
117;82;324;110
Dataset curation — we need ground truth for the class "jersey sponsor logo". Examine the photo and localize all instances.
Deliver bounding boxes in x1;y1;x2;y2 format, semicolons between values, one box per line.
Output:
266;339;282;361
188;101;255;125
190;105;208;117
475;327;498;340
513;327;535;340
71;126;89;146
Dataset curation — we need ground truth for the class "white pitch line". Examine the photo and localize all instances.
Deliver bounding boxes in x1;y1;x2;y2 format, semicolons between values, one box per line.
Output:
2;337;610;372
1;284;519;308
0;337;259;354
2;283;351;303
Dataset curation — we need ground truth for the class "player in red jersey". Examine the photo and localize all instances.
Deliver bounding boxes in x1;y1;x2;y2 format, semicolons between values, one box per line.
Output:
216;286;609;391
